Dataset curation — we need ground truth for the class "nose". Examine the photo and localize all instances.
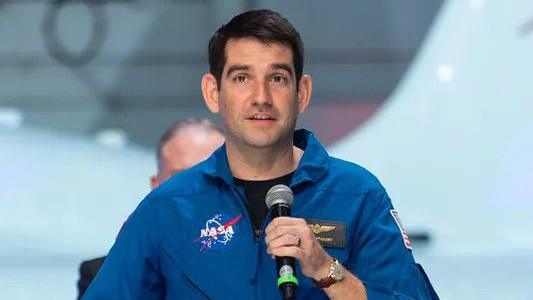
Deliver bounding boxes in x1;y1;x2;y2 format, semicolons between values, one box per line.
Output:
251;80;273;107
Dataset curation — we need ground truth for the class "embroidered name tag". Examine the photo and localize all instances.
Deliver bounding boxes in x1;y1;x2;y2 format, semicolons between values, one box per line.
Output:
305;219;346;248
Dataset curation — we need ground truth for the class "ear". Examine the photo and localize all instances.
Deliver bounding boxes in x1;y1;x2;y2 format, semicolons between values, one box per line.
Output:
201;73;220;114
150;175;159;190
296;74;312;114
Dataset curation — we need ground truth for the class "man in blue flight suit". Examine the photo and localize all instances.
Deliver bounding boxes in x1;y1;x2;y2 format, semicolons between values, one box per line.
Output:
83;9;438;299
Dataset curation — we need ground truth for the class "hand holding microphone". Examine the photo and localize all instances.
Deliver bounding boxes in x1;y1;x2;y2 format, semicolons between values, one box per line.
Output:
265;184;298;299
265;185;334;299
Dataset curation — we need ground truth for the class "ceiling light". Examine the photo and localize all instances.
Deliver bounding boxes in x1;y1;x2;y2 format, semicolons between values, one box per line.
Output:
0;108;23;129
436;64;454;84
94;128;128;148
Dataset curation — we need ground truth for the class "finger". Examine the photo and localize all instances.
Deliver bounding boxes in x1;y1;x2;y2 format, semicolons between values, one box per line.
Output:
265;225;302;245
265;217;306;234
267;234;300;250
269;246;303;260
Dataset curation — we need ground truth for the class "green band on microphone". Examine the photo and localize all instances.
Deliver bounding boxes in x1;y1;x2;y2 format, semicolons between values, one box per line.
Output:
277;274;299;287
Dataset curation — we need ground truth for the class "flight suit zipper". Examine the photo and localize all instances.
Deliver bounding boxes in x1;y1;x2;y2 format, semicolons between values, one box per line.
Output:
231;184;260;299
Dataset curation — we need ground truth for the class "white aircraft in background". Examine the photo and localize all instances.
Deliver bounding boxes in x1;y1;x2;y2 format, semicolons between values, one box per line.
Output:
330;0;533;298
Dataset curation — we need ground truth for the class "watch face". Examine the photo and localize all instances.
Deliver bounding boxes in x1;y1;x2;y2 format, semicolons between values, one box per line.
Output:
331;261;344;281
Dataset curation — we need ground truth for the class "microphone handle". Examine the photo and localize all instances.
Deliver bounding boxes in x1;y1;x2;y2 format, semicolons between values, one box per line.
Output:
276;257;297;299
270;204;298;300
271;203;291;219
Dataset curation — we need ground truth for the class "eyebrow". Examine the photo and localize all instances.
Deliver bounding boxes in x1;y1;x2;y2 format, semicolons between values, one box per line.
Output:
224;63;295;79
225;64;250;78
271;63;294;77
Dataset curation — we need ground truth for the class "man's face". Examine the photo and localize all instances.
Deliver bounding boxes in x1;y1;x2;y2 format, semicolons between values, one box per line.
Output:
150;129;224;189
207;38;310;150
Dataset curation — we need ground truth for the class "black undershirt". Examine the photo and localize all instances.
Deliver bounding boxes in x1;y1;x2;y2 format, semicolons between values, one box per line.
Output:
233;172;293;240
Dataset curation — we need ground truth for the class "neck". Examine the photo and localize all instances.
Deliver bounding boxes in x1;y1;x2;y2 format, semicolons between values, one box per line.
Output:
226;139;303;181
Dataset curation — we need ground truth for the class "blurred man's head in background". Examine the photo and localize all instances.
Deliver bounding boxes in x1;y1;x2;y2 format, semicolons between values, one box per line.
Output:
150;118;224;189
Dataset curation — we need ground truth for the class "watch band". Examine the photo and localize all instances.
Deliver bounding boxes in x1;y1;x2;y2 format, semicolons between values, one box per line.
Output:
311;258;343;288
312;275;337;288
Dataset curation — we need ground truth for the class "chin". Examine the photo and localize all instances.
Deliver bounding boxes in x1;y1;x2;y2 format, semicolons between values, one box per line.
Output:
244;138;276;149
243;132;289;149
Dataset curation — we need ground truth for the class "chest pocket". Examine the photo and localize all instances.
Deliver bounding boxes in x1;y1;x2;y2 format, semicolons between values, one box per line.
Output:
162;208;255;299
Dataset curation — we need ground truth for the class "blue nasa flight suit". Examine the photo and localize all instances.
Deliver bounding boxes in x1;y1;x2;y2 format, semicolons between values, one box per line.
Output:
83;129;438;300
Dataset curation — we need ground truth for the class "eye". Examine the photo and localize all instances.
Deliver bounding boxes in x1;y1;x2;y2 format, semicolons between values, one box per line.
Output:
271;75;287;84
233;75;247;83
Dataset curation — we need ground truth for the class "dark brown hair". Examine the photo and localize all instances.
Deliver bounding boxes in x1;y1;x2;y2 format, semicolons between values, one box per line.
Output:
208;9;304;89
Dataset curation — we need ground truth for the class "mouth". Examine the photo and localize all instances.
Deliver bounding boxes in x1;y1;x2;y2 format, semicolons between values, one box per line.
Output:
246;113;276;121
246;113;277;128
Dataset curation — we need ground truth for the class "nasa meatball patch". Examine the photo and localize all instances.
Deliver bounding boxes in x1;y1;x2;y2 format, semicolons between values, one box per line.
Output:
195;213;242;253
389;210;412;250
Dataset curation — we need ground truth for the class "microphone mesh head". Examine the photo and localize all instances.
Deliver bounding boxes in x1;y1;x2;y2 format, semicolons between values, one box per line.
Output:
265;184;293;209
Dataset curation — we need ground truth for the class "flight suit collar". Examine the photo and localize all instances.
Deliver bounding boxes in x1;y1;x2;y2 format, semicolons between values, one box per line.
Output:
202;129;330;188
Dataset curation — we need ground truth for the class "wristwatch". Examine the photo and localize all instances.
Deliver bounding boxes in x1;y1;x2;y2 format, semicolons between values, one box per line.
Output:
312;258;344;288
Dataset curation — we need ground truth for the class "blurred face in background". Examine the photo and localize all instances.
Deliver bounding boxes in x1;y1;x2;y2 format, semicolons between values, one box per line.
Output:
150;127;224;189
